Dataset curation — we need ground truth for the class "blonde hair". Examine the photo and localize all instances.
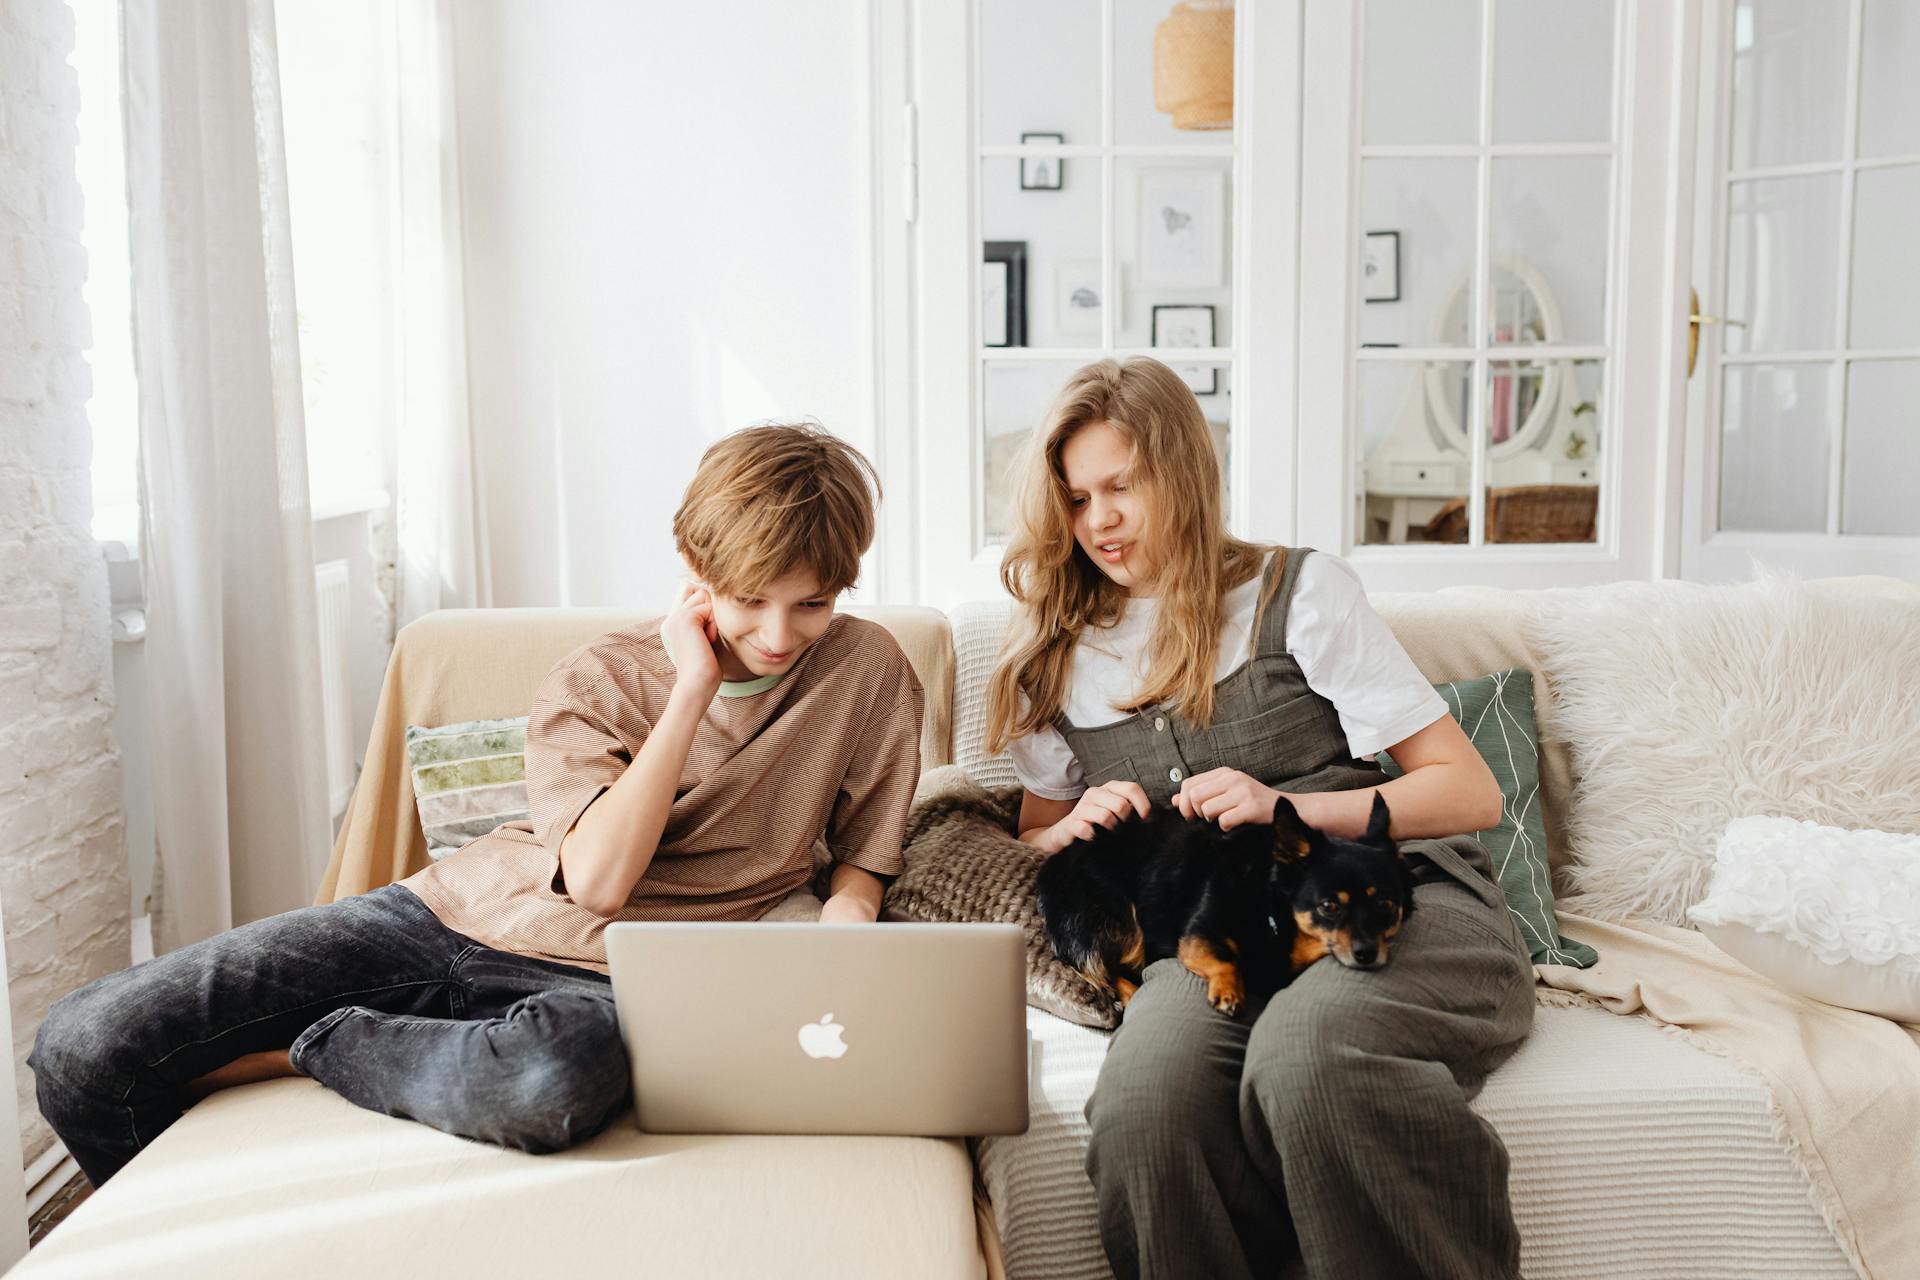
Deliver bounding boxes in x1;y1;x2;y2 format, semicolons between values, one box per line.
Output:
673;422;879;597
983;358;1276;754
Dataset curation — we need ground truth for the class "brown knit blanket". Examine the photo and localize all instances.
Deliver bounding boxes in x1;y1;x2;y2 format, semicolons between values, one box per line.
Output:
884;765;1119;1030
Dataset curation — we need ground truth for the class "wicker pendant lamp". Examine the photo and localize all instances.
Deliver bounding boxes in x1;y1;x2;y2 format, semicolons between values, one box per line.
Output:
1153;0;1234;131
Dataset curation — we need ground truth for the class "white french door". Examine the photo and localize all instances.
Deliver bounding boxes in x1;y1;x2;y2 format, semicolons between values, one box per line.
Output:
907;0;1300;609
1296;0;1701;592
902;1;1703;605
1681;0;1920;583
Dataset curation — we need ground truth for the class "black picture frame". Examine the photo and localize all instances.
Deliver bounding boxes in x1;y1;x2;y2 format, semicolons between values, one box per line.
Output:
1362;230;1401;303
983;240;1028;348
1150;303;1217;395
1020;132;1064;191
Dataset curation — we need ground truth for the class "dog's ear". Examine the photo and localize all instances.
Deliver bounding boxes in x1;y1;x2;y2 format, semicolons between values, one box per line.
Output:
1270;794;1318;861
1364;792;1393;847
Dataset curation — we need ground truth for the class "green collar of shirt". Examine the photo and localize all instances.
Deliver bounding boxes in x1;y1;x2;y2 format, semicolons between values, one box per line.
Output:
659;629;784;697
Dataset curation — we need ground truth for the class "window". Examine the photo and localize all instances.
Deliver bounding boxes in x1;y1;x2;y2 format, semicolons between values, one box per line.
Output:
65;0;400;549
275;0;401;508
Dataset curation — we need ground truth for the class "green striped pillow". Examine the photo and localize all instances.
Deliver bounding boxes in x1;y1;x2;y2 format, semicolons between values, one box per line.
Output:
405;717;531;859
1378;669;1598;968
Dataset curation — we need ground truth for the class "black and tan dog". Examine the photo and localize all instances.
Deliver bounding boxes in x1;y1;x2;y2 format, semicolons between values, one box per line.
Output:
1035;793;1416;1017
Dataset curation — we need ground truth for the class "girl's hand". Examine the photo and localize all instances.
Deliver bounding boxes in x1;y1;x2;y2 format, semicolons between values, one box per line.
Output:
664;582;725;700
1174;768;1281;831
1040;781;1153;853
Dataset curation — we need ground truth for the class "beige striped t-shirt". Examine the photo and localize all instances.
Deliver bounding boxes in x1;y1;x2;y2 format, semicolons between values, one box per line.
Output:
400;613;924;972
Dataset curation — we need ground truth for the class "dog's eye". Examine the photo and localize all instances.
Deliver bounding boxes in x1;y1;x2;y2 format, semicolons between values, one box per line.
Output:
1316;897;1340;917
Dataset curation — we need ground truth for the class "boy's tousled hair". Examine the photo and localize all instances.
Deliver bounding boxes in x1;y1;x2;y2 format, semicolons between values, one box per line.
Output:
673;421;880;598
984;358;1276;755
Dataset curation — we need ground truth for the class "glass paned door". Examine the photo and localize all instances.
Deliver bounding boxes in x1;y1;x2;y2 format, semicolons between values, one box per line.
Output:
1298;0;1683;591
974;0;1239;555
1686;0;1920;578
1354;0;1619;550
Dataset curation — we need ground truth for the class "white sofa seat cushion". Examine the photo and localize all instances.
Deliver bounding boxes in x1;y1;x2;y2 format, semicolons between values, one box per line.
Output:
976;1002;1852;1280
19;1081;985;1279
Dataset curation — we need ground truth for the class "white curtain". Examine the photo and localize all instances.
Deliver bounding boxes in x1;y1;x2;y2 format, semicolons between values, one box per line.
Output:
395;0;490;624
125;0;334;950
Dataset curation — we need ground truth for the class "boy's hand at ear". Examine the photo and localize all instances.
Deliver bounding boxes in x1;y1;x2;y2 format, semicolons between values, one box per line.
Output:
664;582;725;700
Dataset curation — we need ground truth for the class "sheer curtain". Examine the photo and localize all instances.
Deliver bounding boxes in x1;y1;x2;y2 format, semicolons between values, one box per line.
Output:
124;0;333;949
395;0;490;624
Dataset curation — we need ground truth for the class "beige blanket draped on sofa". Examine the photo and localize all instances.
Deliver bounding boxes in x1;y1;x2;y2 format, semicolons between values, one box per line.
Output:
1540;914;1920;1279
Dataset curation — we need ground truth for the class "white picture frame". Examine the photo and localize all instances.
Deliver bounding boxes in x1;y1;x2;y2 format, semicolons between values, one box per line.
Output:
1137;167;1225;289
981;260;1009;347
1151;304;1218;395
1053;258;1106;337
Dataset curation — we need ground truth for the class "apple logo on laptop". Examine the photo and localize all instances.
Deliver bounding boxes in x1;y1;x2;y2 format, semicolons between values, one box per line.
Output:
798;1013;849;1060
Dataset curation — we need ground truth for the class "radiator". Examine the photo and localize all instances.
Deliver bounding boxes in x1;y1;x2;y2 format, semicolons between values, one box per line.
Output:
314;560;355;818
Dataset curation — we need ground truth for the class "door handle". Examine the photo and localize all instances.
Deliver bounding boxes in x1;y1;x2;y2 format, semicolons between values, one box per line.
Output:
1688;288;1748;378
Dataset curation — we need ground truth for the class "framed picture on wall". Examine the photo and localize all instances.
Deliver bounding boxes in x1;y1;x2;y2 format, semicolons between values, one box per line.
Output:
1362;230;1401;303
1020;133;1064;190
1137;166;1225;288
1151;303;1217;395
982;240;1027;347
1054;258;1105;337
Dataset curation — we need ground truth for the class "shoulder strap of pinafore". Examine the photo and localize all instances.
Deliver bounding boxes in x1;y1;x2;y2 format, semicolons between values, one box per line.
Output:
1251;546;1312;661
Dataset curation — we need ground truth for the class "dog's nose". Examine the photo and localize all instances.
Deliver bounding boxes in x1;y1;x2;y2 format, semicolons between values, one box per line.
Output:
1351;945;1379;967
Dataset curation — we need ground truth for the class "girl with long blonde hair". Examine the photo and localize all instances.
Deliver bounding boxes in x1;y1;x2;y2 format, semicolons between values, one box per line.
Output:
987;357;1534;1279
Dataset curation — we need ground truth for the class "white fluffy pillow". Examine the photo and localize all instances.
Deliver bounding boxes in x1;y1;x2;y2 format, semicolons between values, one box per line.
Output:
1689;817;1920;1023
1524;572;1920;926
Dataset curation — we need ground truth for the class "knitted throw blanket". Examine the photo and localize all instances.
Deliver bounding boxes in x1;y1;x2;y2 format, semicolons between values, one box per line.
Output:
885;765;1119;1030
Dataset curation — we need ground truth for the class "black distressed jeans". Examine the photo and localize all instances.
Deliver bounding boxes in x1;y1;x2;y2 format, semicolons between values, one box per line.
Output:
29;884;630;1186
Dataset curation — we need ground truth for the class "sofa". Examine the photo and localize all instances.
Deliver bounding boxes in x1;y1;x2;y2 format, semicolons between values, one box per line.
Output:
18;578;1918;1279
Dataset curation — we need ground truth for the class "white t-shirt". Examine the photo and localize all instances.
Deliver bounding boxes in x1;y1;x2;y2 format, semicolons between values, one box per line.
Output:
1008;551;1447;800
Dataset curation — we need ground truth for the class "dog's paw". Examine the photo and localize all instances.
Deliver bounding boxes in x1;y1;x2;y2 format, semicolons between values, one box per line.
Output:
1205;974;1244;1017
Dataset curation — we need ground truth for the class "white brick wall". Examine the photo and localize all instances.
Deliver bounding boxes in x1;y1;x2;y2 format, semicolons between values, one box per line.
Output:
0;0;133;1165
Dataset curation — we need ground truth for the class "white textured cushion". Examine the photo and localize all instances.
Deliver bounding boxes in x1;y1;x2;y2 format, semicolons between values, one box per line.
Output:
951;599;1020;792
1521;572;1920;926
1689;816;1920;1022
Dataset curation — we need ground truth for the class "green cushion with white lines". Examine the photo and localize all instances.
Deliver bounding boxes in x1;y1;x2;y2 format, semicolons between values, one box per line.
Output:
1378;668;1598;968
405;717;531;859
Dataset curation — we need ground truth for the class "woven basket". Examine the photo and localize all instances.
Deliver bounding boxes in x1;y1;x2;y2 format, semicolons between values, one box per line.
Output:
1420;485;1599;544
1488;484;1598;542
1153;1;1234;131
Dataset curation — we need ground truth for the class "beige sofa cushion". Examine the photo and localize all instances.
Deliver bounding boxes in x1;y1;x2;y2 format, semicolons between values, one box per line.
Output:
319;605;954;903
14;1081;985;1279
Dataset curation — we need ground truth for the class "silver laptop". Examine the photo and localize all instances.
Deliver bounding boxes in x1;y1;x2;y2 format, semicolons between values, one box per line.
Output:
605;921;1030;1137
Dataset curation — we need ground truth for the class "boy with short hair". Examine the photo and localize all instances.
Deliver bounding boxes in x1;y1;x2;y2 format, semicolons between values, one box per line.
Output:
32;423;923;1185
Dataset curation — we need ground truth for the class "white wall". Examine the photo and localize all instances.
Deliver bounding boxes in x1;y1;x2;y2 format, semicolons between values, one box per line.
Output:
0;0;133;1165
450;2;879;609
